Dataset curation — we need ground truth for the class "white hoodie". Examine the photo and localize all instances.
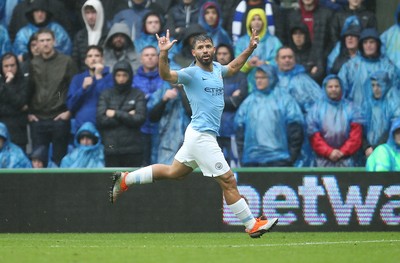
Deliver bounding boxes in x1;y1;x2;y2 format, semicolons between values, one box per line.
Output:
82;0;105;45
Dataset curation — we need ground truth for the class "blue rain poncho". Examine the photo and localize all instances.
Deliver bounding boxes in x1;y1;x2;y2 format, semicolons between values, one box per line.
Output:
380;4;400;70
234;65;304;165
0;25;11;57
362;71;400;149
338;28;400;107
307;75;365;167
366;117;400;171
60;122;104;168
0;122;31;168
147;82;190;165
277;64;322;114
13;22;72;56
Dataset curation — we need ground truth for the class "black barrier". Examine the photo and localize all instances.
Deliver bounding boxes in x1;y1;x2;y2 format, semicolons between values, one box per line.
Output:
0;168;399;232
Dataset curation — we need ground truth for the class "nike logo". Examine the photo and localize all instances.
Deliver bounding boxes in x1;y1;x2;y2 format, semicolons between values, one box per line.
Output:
202;77;207;80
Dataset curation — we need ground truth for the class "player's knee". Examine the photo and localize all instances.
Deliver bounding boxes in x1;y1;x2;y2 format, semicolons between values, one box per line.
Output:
218;171;237;187
166;167;187;180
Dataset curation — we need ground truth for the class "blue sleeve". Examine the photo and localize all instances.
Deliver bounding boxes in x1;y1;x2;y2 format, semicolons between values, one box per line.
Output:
349;103;365;125
60;154;72;168
147;82;168;111
9;145;32;168
338;63;351;98
13;27;31;55
67;75;86;113
0;26;11;57
306;104;320;136
284;95;304;125
234;98;249;130
291;75;323;114
95;73;114;94
327;43;340;73
177;67;194;85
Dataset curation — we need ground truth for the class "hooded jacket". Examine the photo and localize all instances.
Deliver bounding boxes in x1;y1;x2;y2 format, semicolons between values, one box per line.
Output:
103;22;140;73
8;0;73;42
288;22;324;84
0;52;29;147
96;60;146;155
234;64;304;166
327;15;361;74
366;117;400;171
198;2;232;47
60;121;104;168
235;8;282;92
307;75;364;167
0;122;31;168
13;0;72;56
72;0;108;71
235;8;282;74
30;145;49;168
134;12;179;62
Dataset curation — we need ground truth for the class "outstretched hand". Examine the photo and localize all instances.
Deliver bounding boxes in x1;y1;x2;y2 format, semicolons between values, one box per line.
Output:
248;28;259;50
156;29;177;52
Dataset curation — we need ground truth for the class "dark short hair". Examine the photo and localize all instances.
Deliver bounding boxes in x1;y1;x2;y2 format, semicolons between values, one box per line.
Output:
276;46;294;59
37;28;55;39
1;52;17;63
191;34;213;49
86;45;103;56
0;52;19;76
215;43;234;61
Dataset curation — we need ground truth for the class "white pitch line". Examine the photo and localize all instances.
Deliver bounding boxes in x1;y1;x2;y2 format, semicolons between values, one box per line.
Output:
44;239;400;249
227;239;400;248
1;239;399;249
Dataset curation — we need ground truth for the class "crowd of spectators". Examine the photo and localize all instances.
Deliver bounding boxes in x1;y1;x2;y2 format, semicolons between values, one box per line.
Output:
0;0;399;171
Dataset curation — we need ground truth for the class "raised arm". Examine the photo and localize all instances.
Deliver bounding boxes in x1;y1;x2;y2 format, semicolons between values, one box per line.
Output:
226;28;259;77
156;29;178;83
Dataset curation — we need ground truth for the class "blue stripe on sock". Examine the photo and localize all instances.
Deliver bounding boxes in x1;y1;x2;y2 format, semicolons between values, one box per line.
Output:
135;176;140;184
242;215;254;224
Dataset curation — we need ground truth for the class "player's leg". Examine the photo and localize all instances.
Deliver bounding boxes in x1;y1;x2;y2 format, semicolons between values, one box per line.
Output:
110;160;193;203
152;160;193;180
214;171;279;238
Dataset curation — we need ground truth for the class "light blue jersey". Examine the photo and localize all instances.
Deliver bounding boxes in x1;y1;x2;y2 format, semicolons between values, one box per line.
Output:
176;62;228;135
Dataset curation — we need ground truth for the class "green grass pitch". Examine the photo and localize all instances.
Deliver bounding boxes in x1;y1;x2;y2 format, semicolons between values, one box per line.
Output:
0;232;399;263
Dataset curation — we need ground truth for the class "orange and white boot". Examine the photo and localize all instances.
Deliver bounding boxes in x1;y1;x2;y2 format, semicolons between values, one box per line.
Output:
246;217;279;238
109;171;129;203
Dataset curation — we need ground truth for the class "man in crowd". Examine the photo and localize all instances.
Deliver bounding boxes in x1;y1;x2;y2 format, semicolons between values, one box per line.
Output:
28;28;77;166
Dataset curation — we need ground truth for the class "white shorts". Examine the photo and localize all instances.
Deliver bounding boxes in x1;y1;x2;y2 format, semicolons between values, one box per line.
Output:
175;124;230;177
